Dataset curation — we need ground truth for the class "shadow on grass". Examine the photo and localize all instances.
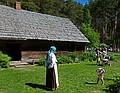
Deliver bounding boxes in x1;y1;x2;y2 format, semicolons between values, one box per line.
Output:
85;81;97;85
25;83;47;90
104;78;114;81
103;88;110;93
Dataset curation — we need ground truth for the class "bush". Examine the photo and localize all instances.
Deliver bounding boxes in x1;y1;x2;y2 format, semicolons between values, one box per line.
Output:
79;51;96;62
57;55;73;64
38;55;74;66
0;52;11;68
107;74;120;93
109;52;120;62
38;51;97;66
38;57;45;66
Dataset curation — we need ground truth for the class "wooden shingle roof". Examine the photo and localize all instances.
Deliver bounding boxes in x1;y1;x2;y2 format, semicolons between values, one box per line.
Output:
0;5;89;43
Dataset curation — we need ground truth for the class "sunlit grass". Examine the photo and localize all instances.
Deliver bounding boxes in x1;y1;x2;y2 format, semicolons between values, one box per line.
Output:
0;61;120;93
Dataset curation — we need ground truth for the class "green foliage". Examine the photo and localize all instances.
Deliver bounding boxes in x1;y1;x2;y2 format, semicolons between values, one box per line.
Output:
81;23;100;48
79;51;96;62
21;1;39;12
38;51;97;66
57;55;73;64
109;52;120;62
89;0;120;50
0;0;16;7
38;54;75;65
40;0;65;17
67;53;77;62
83;6;91;24
81;7;100;48
0;52;11;68
63;0;83;26
107;74;120;93
38;57;45;66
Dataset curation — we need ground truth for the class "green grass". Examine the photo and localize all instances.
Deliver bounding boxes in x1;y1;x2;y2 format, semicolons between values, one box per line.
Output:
0;61;120;93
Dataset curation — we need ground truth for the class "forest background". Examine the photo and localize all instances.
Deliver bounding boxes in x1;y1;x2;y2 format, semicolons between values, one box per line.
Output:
0;0;119;51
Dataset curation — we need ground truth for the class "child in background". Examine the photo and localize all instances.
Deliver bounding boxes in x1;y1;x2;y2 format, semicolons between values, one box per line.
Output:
96;48;102;65
96;67;105;85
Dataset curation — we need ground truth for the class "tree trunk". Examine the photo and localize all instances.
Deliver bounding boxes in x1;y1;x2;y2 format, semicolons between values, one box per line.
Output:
112;12;118;52
102;20;108;42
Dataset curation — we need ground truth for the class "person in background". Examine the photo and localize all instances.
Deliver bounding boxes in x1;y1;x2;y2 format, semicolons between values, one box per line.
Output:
45;46;59;91
96;48;102;65
102;47;108;58
96;67;105;85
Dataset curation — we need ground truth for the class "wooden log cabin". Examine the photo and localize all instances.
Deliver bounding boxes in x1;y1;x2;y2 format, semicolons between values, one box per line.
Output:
0;2;89;62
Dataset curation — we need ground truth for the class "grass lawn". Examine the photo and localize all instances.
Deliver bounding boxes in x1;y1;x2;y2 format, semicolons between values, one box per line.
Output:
0;61;120;93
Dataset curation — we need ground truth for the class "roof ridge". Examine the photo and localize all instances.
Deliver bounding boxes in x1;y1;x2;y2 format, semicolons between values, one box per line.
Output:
0;4;89;43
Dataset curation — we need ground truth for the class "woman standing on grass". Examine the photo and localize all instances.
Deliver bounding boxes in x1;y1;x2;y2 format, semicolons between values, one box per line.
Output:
45;46;59;91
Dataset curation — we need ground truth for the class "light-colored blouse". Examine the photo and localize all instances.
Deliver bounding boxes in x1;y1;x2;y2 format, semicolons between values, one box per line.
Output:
46;53;57;68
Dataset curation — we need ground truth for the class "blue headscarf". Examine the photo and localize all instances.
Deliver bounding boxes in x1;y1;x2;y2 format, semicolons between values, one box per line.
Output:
48;46;56;56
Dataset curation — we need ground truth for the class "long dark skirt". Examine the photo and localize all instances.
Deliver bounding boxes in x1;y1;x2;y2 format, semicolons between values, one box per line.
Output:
46;67;57;90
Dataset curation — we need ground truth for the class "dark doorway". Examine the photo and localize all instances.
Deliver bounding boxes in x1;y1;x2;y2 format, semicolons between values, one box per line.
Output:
6;43;21;61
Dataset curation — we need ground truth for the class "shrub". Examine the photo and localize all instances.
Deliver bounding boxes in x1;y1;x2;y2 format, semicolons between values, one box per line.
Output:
68;54;76;62
109;52;120;62
38;51;97;66
0;52;11;68
38;57;45;66
79;51;96;62
38;55;74;65
81;23;100;48
57;55;73;64
107;74;120;93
